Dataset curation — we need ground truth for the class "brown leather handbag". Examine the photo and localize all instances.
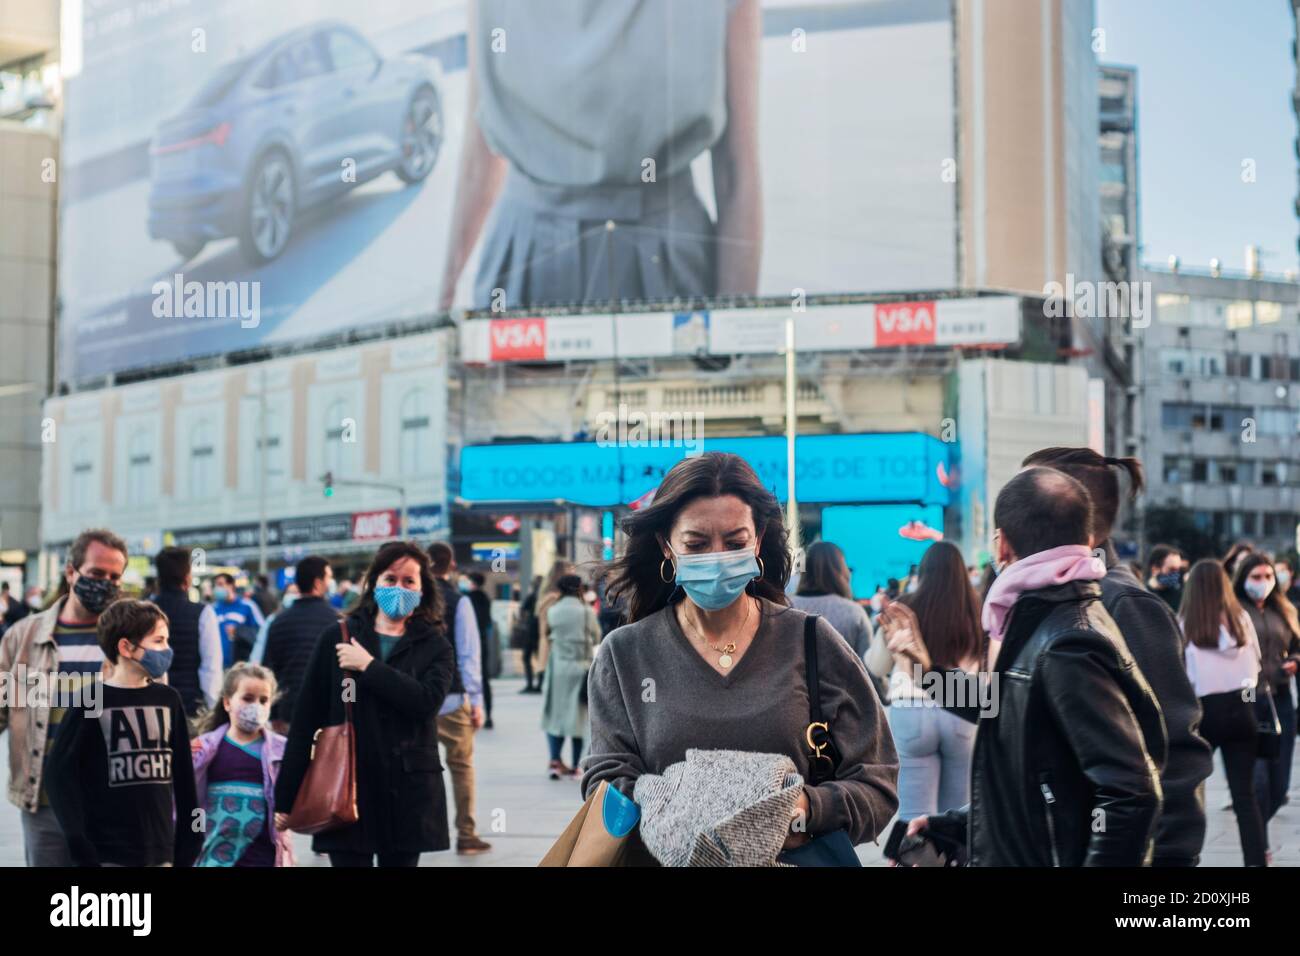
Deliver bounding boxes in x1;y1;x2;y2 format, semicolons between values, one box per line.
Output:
284;621;359;834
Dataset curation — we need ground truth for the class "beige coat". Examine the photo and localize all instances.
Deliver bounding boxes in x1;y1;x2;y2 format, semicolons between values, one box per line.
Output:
0;599;71;811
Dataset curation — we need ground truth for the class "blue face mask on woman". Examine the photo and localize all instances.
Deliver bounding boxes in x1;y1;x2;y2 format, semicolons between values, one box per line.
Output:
375;585;422;619
672;548;760;611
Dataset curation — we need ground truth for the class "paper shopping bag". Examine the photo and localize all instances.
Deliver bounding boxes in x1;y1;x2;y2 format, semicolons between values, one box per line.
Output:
539;779;641;867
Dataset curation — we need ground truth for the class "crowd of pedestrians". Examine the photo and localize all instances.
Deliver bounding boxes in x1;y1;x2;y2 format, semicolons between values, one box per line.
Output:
1;443;1297;867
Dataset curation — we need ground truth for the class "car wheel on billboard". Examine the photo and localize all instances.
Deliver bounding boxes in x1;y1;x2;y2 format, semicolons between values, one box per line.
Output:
395;85;442;185
172;240;207;262
239;149;296;265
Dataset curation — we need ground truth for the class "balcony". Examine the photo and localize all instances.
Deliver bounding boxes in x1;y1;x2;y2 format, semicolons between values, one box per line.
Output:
584;380;837;433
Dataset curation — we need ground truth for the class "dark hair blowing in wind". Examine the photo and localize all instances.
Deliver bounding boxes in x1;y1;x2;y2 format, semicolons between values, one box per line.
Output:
606;452;791;623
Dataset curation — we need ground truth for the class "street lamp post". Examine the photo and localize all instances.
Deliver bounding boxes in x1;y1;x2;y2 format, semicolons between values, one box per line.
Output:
258;367;269;575
785;315;800;556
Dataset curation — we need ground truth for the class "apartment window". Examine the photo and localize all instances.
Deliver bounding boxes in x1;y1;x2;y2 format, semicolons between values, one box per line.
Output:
252;408;286;492
1264;513;1299;537
1163;456;1191;483
324;399;347;476
1257;407;1298;436
1156;294;1191;325
1225;353;1252;378
1256;301;1283;325
1197;350;1224;376
70;439;94;513
1189;299;1228;328
1191;460;1208;483
1225;301;1254;330
189;420;215;500
1241;512;1259;535
1161;349;1189;377
398;388;432;477
1209;404;1249;431
1161;403;1196;430
126;429;153;507
1261;462;1282;486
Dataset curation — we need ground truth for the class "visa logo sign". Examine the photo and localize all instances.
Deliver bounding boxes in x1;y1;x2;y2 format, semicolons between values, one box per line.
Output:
875;302;936;346
490;318;546;360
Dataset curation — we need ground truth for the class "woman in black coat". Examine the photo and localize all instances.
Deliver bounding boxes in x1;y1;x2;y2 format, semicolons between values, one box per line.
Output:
274;541;456;866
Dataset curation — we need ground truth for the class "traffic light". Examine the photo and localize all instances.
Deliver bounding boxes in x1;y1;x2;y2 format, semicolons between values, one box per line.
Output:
323;471;334;498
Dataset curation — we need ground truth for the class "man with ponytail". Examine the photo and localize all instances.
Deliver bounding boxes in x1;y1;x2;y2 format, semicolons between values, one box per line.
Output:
1022;447;1213;866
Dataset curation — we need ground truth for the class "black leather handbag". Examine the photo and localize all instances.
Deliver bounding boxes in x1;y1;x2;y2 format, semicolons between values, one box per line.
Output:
777;614;862;868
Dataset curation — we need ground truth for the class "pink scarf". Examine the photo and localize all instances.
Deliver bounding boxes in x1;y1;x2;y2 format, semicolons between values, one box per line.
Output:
981;545;1106;641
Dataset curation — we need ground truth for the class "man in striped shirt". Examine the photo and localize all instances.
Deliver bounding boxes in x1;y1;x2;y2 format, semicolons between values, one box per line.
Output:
0;528;128;866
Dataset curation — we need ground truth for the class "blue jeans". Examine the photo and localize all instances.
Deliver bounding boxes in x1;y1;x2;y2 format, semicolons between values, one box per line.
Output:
889;701;977;820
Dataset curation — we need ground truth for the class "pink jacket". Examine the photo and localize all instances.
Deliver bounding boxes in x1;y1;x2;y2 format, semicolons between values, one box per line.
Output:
191;724;295;867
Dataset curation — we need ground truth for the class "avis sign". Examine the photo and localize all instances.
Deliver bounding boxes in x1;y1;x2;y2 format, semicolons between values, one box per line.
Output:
351;509;399;541
489;318;546;360
874;302;935;346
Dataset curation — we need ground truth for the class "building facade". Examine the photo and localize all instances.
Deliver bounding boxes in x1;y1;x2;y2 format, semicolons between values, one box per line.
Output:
1136;267;1300;557
40;331;452;583
0;0;59;588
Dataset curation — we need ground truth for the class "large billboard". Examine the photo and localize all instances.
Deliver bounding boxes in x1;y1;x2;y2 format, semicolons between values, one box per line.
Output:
458;432;953;508
59;0;958;384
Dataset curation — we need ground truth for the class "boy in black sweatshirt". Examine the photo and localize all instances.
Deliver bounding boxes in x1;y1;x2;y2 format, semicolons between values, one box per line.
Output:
46;599;200;867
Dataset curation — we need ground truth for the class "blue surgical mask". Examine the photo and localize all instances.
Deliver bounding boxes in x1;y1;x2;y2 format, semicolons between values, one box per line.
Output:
375;585;421;619
671;548;760;611
214;586;231;604
1245;579;1275;603
127;645;173;679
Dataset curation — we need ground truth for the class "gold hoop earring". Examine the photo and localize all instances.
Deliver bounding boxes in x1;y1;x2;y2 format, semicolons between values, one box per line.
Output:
660;558;675;583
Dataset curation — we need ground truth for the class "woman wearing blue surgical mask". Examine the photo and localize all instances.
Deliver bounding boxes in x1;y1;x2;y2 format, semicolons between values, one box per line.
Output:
1233;552;1300;853
274;541;456;868
583;452;899;860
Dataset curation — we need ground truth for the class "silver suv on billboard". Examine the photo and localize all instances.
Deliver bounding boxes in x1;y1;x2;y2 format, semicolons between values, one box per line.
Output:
147;20;443;265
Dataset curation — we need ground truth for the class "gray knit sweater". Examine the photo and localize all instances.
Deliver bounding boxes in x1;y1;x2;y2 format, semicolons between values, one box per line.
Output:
581;600;899;844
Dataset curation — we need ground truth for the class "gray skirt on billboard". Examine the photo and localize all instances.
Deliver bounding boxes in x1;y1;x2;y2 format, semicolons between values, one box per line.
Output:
473;169;717;309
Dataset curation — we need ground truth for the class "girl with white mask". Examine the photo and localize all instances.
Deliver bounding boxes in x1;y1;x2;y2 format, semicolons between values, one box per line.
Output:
190;663;294;866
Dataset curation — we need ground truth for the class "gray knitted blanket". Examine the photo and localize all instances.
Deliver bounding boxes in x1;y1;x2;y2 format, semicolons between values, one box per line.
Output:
633;749;804;867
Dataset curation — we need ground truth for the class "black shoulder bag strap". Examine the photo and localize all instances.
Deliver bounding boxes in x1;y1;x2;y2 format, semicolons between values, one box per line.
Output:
803;615;841;786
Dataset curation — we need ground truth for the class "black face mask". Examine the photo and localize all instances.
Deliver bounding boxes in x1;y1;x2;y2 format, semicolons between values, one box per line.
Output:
73;575;119;615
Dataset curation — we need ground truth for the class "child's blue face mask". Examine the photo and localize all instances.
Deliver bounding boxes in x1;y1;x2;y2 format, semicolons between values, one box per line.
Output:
671;547;760;611
125;643;173;679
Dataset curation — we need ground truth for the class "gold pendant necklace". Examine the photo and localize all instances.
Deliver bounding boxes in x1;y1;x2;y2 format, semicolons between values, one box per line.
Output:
684;597;751;669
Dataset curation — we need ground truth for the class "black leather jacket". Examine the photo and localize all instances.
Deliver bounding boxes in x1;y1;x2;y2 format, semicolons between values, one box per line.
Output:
930;580;1167;866
1099;542;1211;866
